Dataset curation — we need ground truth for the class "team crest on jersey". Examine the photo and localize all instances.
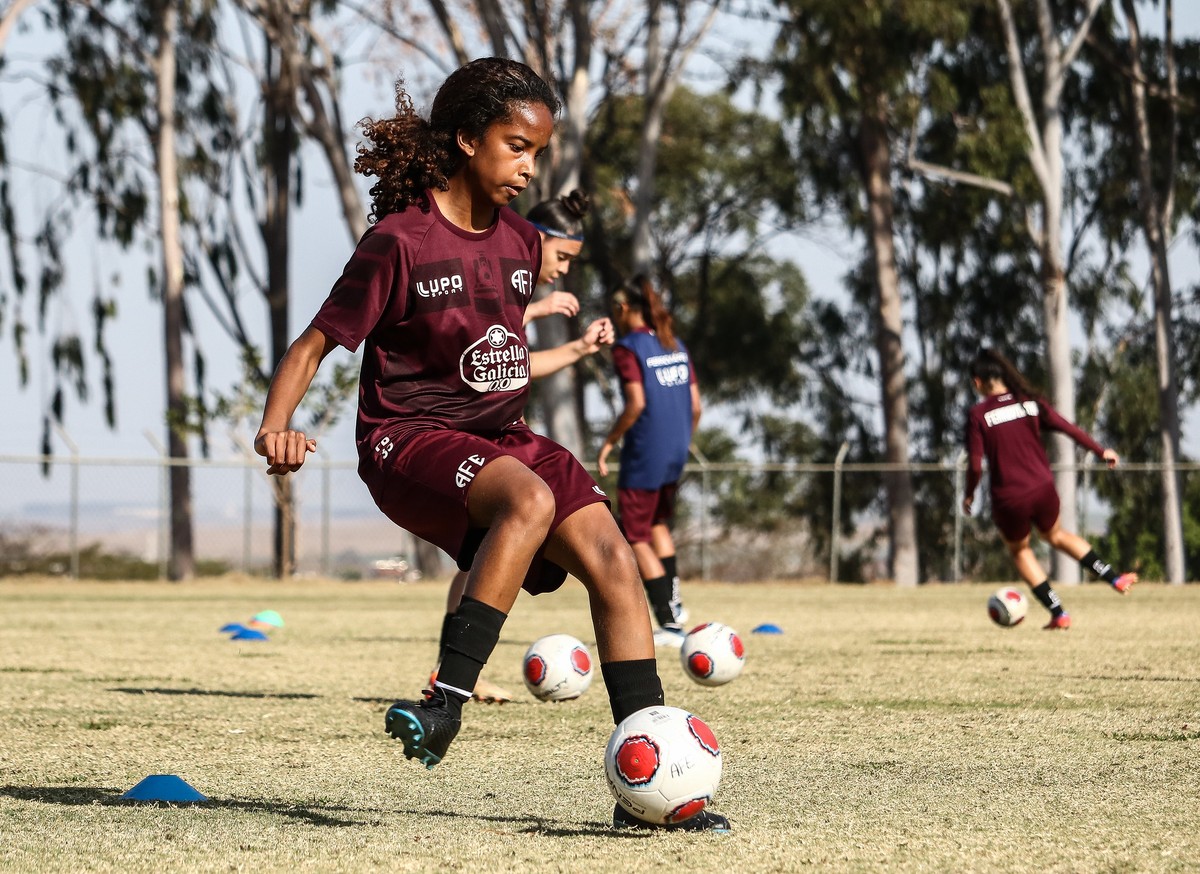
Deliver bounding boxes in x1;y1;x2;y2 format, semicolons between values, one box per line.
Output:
460;324;530;393
501;257;536;299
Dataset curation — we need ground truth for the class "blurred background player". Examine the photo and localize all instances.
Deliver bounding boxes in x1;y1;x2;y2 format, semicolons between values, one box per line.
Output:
598;275;701;648
432;189;605;704
254;58;728;831
963;347;1137;629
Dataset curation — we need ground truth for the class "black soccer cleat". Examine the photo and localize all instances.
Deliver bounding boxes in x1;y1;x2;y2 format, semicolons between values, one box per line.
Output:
612;803;731;833
385;691;461;769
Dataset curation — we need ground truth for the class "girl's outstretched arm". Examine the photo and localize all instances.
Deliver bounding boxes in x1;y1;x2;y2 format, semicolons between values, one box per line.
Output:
254;325;340;475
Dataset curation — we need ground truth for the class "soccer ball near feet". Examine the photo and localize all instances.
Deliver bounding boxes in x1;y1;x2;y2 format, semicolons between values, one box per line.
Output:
605;705;722;826
987;587;1028;627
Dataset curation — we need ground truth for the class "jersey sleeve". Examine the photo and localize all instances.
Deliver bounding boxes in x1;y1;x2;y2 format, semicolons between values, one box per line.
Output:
1037;400;1105;457
964;410;984;497
311;225;404;352
612;345;643;385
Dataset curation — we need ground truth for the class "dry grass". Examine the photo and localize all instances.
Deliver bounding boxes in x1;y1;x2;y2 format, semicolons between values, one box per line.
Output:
1;576;1198;873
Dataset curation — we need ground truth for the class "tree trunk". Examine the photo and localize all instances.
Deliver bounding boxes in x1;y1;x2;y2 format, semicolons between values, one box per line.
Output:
156;0;194;581
1039;80;1081;586
263;21;296;578
530;286;585;455
859;103;919;587
1122;0;1184;583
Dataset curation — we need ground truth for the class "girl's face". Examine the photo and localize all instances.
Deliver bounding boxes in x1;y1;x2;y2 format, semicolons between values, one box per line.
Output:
538;235;583;285
459;101;554;207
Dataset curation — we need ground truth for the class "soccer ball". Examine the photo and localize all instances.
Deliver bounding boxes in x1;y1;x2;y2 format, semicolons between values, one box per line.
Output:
522;633;593;701
605;705;722;826
680;622;745;686
987;587;1028;627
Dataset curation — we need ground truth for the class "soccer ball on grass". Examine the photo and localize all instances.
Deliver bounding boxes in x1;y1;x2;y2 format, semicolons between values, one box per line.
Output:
680;622;745;686
522;633;593;701
987;586;1028;627
604;705;722;826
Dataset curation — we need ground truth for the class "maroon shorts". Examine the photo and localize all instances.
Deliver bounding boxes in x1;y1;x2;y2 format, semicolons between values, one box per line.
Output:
991;480;1060;542
358;423;609;595
617;483;679;544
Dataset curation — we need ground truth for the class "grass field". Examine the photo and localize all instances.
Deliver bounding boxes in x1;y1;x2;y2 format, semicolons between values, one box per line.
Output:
1;576;1198;873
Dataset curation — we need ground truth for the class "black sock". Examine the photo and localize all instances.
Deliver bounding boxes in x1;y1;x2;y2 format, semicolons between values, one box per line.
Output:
601;659;665;724
661;554;683;619
1078;550;1118;584
661;555;678;585
437;612;454;663
436;597;507;713
643;575;676;628
1031;580;1064;617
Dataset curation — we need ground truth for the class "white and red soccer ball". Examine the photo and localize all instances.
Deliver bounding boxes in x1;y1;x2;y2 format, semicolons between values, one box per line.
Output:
680;622;745;686
987;586;1028;627
522;633;593;701
605;705;722;826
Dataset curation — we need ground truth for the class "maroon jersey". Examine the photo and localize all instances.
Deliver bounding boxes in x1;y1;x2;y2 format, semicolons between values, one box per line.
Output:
964;393;1105;500
311;194;542;454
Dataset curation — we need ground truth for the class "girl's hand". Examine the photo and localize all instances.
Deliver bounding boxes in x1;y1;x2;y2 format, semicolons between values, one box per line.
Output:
962;495;974;515
597;442;613;478
524;291;580;323
1102;448;1119;469
577;318;614;355
255;430;317;476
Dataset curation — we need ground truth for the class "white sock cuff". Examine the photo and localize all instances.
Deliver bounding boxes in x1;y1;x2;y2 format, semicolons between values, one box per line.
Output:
434;680;473;701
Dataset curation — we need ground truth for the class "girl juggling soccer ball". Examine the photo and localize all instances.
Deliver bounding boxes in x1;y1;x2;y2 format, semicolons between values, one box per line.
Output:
963;348;1136;629
254;58;727;832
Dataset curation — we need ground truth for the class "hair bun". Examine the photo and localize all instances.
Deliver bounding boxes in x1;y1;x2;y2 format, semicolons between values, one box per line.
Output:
561;189;590;219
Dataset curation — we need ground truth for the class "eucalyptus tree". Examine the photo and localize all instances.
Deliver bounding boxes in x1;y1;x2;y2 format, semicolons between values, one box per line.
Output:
755;0;979;585
37;0;232;579
1072;1;1200;582
1116;0;1184;582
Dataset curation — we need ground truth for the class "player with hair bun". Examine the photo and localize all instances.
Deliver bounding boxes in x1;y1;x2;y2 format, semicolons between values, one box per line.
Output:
964;347;1137;629
253;59;727;831
599;275;701;649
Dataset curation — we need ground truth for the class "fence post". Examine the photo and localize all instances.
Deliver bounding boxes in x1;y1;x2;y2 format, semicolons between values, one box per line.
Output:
830;441;850;583
231;434;255;574
321;456;332;577
54;425;80;579
144;430;169;580
954;450;966;583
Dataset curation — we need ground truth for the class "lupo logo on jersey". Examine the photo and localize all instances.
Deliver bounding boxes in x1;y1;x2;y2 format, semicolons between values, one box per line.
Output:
460;325;530;393
412;258;467;311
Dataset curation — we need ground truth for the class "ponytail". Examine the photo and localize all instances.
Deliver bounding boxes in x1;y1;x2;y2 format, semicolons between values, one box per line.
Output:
970;348;1040;401
611;274;678;351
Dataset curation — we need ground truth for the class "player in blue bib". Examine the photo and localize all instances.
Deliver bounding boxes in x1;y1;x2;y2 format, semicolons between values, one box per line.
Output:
598;276;702;648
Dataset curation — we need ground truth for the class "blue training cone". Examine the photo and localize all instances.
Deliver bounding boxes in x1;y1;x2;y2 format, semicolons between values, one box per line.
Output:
121;775;207;803
231;629;269;641
220;623;248;634
752;623;784;635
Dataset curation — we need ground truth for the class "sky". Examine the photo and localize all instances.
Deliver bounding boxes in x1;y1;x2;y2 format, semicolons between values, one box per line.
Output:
1;3;1199;480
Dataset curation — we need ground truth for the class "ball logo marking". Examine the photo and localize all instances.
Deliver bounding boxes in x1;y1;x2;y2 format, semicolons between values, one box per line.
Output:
615;735;660;786
570;646;591;675
524;654;547;686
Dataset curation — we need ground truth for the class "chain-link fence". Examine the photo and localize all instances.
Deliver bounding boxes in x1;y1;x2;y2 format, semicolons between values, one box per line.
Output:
0;450;1189;581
